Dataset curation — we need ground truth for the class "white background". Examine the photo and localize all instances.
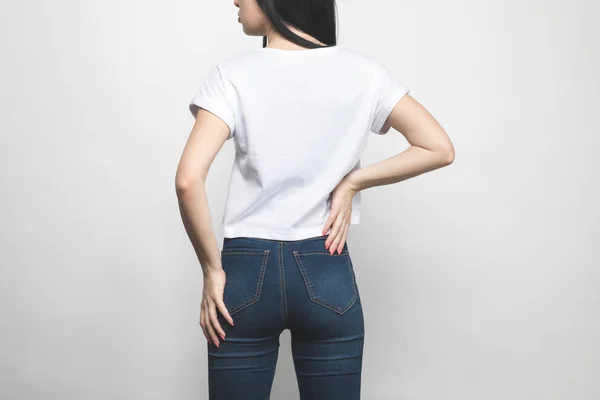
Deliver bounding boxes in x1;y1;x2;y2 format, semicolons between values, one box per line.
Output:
1;0;598;399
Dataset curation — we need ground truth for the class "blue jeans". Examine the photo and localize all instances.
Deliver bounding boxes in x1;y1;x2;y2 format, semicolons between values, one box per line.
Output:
208;234;365;399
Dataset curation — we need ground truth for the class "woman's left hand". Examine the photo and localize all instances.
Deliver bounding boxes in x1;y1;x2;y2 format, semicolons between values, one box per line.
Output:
322;175;359;254
200;268;233;348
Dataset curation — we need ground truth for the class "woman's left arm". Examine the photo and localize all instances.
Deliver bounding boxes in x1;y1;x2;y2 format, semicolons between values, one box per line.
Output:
175;108;234;348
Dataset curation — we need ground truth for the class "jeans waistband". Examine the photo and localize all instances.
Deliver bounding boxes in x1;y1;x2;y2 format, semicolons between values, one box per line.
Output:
223;234;349;254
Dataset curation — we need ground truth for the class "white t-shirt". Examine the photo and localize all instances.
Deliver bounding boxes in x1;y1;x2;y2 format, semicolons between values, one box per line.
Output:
189;45;410;240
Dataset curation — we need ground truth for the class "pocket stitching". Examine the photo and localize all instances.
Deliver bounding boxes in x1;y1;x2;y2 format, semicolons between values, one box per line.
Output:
222;249;270;315
292;251;357;315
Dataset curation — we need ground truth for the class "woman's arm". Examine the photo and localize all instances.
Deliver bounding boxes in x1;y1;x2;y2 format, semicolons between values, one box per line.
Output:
175;108;228;273
175;109;234;347
348;93;455;192
323;94;455;253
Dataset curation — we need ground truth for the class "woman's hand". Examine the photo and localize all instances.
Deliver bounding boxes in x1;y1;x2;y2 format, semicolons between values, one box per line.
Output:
200;268;234;348
322;174;360;254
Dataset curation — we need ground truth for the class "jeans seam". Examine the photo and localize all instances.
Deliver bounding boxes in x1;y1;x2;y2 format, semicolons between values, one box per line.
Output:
278;242;288;326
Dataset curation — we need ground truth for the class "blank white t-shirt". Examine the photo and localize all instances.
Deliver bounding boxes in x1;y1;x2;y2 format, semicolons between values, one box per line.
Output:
189;45;409;240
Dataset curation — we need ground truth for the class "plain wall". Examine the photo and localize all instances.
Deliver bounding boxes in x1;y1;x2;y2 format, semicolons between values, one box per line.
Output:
1;0;599;399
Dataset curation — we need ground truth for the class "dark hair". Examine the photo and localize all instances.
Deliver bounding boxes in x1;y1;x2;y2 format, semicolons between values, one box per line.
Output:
257;0;338;49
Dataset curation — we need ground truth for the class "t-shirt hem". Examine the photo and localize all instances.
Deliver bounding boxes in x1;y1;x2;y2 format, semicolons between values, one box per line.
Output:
219;215;360;241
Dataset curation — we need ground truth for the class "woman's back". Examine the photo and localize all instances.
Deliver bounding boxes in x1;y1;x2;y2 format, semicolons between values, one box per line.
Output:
189;45;410;240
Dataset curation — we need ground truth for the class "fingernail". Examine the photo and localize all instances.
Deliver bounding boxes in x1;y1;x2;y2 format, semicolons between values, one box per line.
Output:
215;341;219;348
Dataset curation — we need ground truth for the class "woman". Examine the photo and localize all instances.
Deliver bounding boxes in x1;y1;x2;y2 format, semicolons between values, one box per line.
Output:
175;0;455;398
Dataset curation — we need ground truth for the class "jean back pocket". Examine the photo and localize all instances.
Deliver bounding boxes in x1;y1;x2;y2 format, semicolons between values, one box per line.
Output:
220;248;270;315
292;250;358;315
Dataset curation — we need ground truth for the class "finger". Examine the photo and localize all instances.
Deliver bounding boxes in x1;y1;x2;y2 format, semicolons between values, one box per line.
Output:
208;302;226;340
217;300;234;327
205;302;220;347
322;208;338;237
327;214;346;254
202;304;212;344
325;212;343;249
341;222;350;253
200;303;209;342
327;217;343;252
337;222;349;254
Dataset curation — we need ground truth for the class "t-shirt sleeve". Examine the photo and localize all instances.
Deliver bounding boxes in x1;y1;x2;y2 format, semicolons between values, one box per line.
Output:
370;60;410;135
189;64;237;140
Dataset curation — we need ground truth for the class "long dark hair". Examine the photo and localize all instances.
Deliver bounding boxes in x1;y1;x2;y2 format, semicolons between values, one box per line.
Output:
257;0;338;49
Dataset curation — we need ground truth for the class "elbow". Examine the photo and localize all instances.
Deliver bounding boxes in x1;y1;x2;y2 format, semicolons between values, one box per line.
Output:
175;174;203;197
175;178;191;197
443;148;455;165
439;143;455;166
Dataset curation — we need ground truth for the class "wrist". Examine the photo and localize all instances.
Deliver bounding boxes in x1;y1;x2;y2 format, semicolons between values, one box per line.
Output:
344;171;362;195
203;265;223;277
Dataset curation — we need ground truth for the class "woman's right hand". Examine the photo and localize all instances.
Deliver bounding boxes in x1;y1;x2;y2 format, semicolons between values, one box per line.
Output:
200;268;234;348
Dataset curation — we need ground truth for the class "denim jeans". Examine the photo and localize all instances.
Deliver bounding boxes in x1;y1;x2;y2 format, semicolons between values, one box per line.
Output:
208;234;365;400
